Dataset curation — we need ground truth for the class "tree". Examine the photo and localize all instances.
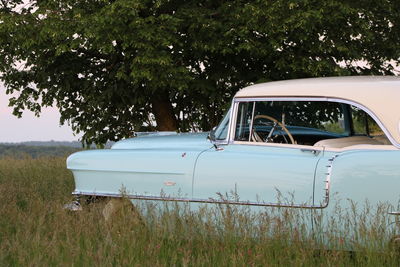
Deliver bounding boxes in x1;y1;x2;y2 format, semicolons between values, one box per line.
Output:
1;0;399;144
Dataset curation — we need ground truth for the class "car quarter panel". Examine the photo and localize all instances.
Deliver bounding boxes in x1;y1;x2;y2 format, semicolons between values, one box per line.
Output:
314;149;400;208
311;148;400;241
67;147;208;198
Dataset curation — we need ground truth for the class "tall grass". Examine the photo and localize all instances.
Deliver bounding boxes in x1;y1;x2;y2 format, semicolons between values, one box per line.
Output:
0;156;399;266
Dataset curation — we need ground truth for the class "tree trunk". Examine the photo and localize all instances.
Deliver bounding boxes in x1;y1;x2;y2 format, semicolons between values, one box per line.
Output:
151;92;178;131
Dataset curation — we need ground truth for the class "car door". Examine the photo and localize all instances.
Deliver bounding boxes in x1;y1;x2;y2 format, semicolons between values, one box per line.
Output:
192;99;344;207
193;143;323;206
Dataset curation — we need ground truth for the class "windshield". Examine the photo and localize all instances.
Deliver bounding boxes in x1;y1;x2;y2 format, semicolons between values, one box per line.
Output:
214;109;231;140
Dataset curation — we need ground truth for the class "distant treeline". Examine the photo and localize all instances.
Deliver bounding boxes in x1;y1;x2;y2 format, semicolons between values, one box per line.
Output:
2;141;86;148
1;141;114;148
0;144;81;158
0;141;116;158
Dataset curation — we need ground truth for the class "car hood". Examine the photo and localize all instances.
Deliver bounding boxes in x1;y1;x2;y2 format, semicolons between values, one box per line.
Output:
111;132;213;150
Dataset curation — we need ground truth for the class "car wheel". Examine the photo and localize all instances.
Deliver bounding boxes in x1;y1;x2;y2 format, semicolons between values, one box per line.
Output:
102;198;144;226
389;235;400;253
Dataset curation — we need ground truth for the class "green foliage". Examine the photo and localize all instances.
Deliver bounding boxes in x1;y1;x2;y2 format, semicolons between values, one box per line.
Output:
1;0;399;144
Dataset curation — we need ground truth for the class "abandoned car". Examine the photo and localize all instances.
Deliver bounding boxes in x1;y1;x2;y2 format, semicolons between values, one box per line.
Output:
67;76;400;242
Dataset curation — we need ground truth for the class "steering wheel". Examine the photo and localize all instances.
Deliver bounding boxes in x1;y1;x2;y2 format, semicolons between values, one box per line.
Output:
252;114;295;144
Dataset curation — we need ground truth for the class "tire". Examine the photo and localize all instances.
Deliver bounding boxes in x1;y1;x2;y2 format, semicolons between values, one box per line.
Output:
102;198;144;226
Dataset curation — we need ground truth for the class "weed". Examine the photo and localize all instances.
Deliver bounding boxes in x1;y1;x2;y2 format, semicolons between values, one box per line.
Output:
0;156;399;266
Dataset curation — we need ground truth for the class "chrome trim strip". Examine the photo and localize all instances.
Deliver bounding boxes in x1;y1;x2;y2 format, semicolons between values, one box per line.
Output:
231;97;399;148
72;153;336;210
72;190;324;209
227;98;236;143
234;97;329;102
69;168;185;175
322;154;338;208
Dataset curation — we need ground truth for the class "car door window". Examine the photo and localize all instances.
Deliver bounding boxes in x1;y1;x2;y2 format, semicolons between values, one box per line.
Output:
234;100;349;146
232;100;392;148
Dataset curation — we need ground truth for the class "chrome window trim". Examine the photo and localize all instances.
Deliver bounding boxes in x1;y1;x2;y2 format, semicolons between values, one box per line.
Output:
229;96;400;148
227;100;239;144
248;102;256;142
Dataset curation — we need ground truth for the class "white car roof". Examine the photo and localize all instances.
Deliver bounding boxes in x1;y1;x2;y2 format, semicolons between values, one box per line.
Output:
235;76;400;146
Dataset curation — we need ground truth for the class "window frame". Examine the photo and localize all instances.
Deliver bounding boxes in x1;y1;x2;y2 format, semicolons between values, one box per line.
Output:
225;97;396;148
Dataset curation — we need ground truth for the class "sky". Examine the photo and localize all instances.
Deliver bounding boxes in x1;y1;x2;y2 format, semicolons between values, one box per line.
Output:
0;1;80;142
0;83;81;142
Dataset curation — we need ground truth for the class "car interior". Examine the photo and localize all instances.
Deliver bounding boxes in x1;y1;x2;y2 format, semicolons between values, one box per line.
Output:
233;100;391;148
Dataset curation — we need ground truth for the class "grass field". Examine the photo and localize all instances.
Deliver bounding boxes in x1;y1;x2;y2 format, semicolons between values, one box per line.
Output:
0;155;399;266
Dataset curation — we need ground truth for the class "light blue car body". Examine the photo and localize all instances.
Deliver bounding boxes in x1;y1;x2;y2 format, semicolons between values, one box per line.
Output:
67;133;212;199
67;76;400;244
67;133;400;209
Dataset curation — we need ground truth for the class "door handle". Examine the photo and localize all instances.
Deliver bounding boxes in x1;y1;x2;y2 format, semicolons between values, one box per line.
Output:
300;148;320;155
